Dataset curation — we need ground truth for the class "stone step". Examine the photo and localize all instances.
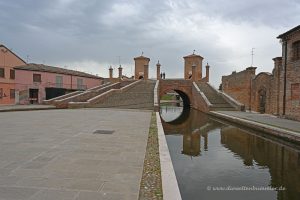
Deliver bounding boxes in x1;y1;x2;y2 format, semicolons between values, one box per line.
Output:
197;82;235;110
91;80;156;110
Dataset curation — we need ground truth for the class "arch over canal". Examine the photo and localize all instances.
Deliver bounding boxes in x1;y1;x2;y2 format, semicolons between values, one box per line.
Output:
159;79;193;109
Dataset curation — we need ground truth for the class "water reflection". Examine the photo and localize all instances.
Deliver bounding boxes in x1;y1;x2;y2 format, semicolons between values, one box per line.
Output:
160;104;184;122
161;106;300;200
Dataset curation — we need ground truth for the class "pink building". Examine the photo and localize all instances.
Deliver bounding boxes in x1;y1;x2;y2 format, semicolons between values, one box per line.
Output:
14;64;103;104
0;44;26;105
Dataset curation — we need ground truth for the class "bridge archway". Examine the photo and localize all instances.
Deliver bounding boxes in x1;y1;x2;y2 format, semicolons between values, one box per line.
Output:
159;88;192;109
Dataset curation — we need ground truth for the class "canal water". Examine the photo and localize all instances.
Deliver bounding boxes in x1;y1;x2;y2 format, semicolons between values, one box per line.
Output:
160;106;300;200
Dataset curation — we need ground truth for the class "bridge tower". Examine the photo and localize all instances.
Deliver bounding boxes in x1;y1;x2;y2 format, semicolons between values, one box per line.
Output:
109;66;113;80
134;54;150;80
183;52;203;81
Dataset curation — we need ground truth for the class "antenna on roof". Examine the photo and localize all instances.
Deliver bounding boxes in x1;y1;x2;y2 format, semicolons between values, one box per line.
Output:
251;48;255;66
141;51;144;56
26;55;30;63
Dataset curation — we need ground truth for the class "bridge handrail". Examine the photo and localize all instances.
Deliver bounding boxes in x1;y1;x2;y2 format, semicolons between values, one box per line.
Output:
154;80;159;111
87;80;140;104
193;82;212;106
207;83;245;111
55;82;120;104
43;91;83;104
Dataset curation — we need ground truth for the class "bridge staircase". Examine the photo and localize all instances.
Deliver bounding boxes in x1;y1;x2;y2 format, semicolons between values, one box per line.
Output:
197;82;236;111
44;81;134;108
90;80;156;110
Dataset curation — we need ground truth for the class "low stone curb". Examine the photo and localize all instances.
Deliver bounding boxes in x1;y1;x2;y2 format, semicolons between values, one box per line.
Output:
156;112;182;200
0;106;56;112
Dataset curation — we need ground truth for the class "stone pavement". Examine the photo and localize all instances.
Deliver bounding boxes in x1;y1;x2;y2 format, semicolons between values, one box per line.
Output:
0;105;56;112
0;109;151;200
214;111;300;133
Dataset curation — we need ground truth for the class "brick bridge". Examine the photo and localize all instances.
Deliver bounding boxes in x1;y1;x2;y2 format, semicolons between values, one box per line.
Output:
155;79;244;113
159;79;193;109
45;53;245;112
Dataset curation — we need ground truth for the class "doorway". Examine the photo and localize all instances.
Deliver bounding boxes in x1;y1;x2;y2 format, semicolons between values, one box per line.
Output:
258;89;266;113
29;89;39;104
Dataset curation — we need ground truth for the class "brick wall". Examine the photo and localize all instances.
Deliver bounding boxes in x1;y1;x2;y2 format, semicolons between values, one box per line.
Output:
222;67;256;110
283;32;300;121
220;26;300;121
250;72;272;113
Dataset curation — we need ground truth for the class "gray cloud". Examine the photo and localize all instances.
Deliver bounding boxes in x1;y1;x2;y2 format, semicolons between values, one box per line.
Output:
1;0;299;86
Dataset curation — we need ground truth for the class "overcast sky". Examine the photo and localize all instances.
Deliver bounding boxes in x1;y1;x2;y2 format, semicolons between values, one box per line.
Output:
1;0;300;86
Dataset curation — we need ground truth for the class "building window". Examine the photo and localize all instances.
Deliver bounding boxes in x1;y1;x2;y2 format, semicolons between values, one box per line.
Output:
0;88;3;99
33;74;41;82
0;68;4;78
56;76;63;88
10;69;15;79
77;78;84;90
10;89;15;99
292;41;300;61
291;83;300;100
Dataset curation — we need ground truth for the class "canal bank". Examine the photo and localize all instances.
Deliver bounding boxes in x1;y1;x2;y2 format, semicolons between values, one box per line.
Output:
209;111;300;144
160;106;300;200
156;112;182;200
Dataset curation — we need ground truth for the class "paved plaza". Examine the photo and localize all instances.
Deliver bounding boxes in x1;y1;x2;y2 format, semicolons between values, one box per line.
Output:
0;109;151;200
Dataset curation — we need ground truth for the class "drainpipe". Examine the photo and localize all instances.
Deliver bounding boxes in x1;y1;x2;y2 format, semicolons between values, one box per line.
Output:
283;40;287;116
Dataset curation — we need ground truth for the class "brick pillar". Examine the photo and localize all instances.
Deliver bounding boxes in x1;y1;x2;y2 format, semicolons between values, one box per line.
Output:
118;65;123;79
144;65;149;80
192;63;197;81
109;66;113;79
134;55;150;79
156;61;161;80
206;63;210;82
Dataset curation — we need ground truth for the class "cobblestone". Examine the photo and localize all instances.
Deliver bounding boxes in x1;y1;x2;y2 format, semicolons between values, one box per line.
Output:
139;113;163;200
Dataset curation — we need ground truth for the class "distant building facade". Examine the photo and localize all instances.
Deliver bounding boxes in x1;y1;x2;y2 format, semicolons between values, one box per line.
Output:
14;64;103;104
222;25;300;121
0;44;26;104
